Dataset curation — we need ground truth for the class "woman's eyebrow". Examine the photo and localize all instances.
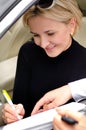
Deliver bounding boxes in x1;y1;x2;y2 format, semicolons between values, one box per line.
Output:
30;30;54;34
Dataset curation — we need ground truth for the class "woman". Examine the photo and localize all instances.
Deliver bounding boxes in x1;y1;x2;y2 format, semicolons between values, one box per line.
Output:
53;109;86;130
1;0;86;124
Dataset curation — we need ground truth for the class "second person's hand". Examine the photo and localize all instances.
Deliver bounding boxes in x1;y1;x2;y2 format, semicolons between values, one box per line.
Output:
53;108;86;130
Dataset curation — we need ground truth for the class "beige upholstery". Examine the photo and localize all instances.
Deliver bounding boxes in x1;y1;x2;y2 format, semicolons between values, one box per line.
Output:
0;17;32;62
0;56;17;98
74;17;86;47
0;17;32;98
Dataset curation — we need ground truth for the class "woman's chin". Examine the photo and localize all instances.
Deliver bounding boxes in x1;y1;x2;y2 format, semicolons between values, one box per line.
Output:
46;52;60;58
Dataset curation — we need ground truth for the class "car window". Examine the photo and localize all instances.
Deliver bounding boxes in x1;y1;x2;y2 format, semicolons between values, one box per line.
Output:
0;0;39;38
0;0;21;21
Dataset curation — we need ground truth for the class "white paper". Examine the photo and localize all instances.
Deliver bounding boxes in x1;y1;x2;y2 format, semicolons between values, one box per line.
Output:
0;102;86;130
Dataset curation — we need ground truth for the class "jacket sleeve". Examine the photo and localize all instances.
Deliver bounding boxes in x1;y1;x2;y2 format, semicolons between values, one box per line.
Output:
68;78;86;102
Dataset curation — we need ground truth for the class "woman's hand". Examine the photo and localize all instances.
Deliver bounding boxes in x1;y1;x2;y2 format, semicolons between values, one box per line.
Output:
53;109;86;130
2;103;25;124
31;85;72;115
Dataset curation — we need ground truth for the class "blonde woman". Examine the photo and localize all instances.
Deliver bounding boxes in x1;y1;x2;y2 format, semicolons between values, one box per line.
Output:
1;0;86;125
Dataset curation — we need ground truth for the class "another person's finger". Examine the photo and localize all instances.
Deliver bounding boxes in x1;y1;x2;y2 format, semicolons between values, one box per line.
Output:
31;96;54;115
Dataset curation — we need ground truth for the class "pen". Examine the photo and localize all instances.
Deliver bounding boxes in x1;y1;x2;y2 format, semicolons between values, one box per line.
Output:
61;106;86;125
2;89;15;109
2;89;20;119
61;116;78;125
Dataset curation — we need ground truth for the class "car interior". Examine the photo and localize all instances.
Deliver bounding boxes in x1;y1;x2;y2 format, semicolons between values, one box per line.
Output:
0;0;86;104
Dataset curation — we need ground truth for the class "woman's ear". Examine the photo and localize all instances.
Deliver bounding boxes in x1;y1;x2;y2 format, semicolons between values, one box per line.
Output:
69;17;77;36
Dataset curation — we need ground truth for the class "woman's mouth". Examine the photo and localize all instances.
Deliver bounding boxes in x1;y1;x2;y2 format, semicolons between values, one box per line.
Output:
45;44;56;52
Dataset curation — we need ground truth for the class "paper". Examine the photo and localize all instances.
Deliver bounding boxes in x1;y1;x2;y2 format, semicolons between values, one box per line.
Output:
0;102;86;130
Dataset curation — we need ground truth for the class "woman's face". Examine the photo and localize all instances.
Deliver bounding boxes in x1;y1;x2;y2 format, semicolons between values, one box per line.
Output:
28;16;75;57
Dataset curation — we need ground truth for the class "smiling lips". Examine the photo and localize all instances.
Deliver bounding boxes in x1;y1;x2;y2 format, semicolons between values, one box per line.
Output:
45;44;56;52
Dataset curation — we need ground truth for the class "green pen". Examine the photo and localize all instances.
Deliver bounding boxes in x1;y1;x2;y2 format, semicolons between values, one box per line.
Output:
2;89;21;119
2;90;15;109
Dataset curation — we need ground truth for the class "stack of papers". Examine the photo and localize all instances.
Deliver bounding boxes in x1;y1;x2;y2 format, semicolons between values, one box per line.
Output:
0;102;86;130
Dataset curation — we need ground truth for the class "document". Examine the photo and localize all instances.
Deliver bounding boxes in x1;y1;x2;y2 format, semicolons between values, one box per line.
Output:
0;102;86;130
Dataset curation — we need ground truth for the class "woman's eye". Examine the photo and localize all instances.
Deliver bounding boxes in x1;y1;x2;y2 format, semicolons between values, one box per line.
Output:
48;33;55;36
33;34;39;37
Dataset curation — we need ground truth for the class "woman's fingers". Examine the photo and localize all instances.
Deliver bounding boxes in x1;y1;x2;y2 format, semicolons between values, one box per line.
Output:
2;103;25;124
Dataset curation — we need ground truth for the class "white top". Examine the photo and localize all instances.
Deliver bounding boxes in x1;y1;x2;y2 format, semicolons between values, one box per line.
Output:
68;78;86;102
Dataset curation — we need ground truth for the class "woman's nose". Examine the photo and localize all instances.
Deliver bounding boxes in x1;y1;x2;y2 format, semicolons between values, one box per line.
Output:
40;37;49;49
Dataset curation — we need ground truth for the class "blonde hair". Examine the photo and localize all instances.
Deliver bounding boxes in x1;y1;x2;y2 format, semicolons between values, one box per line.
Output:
23;0;83;33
